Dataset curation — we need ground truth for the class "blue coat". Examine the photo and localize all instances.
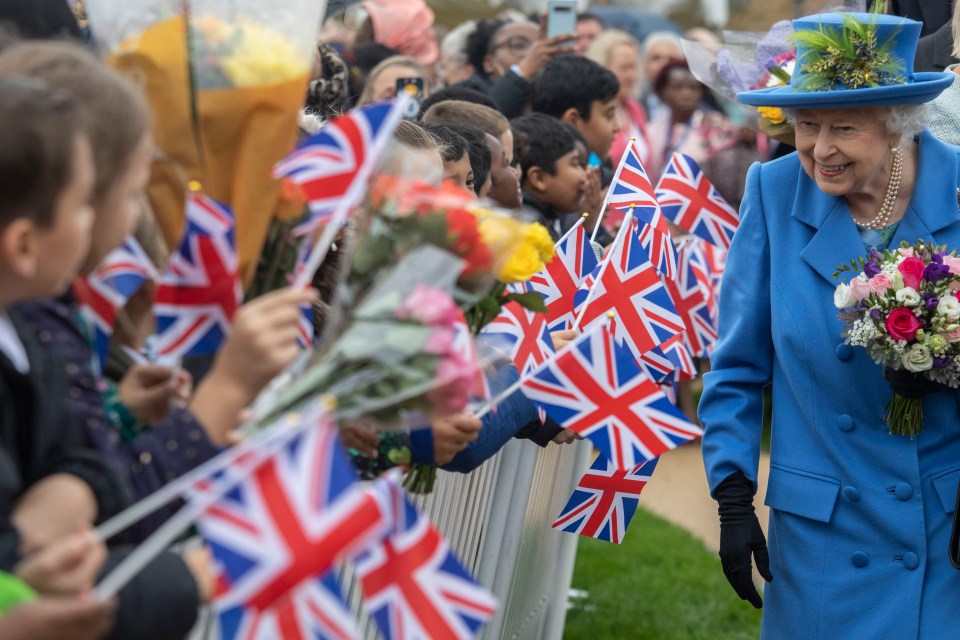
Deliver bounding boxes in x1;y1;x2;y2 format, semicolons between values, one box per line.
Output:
699;130;960;640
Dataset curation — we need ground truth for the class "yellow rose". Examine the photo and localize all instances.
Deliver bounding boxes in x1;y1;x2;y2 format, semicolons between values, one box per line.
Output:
758;106;785;125
523;222;554;264
499;243;543;283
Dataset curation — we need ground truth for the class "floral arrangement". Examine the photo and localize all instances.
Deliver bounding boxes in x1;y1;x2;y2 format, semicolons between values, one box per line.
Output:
189;15;309;89
834;241;960;436
751;52;795;138
791;7;904;92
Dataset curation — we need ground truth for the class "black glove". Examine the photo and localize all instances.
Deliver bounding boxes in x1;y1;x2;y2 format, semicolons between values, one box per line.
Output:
884;367;950;398
715;470;772;609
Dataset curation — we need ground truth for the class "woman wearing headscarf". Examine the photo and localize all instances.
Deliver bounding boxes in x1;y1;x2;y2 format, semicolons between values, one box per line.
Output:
699;11;960;639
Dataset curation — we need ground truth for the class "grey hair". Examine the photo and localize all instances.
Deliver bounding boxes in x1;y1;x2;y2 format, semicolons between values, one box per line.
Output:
782;104;928;137
440;20;476;66
640;31;683;58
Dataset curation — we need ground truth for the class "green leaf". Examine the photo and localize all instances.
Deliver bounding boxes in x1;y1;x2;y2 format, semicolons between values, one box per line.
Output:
504;291;548;313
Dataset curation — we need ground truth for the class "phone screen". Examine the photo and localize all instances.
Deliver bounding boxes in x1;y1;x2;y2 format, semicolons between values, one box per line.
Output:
546;0;577;39
396;77;424;119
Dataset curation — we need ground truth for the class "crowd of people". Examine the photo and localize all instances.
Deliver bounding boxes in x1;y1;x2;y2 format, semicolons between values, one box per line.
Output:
0;0;960;638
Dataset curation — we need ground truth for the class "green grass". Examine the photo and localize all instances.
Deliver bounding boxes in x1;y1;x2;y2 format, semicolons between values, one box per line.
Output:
564;507;762;640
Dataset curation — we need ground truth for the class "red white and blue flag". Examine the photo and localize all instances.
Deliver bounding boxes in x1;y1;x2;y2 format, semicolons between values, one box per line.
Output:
575;218;684;361
521;324;701;470
663;237;717;359
274;100;407;235
553;455;658;544
73;236;158;371
292;235;317;348
629;206;678;280
356;474;497;640
655;153;739;251
479;302;554;377
194;405;389;640
638;333;697;384
528;222;598;331
153;192;242;358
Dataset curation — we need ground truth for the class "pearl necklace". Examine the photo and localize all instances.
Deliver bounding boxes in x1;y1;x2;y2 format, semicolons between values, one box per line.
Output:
859;146;903;230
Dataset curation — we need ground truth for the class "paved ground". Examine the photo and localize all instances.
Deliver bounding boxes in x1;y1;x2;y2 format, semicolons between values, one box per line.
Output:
641;441;771;582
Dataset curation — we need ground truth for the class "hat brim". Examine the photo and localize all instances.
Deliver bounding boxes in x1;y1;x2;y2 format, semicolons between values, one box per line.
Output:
737;72;954;108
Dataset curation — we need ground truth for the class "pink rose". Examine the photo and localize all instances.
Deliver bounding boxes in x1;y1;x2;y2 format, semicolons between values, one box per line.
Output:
426;355;472;415
397;284;459;327
849;277;872;301
898;257;926;290
869;274;893;295
898;247;915;257
886;307;924;342
424;327;455;355
944;327;960;343
943;255;960;275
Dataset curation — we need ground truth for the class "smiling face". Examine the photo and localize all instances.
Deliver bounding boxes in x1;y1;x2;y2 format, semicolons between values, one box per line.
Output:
794;107;900;199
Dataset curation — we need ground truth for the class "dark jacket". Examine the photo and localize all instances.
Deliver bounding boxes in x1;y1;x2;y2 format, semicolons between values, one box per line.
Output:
13;296;220;541
891;0;952;37
455;71;531;119
914;19;960;73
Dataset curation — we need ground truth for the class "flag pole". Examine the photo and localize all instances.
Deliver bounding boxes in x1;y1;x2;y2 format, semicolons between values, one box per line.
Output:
572;209;635;332
590;138;635;243
554;213;588;248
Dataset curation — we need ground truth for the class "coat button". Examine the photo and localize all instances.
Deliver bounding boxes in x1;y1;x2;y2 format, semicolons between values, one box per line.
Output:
903;552;919;570
852;551;869;568
842;486;861;502
895;483;913;501
836;343;854;361
836;414;854;432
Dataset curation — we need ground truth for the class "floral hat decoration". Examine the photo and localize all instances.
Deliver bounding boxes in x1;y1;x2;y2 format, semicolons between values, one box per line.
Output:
737;10;953;109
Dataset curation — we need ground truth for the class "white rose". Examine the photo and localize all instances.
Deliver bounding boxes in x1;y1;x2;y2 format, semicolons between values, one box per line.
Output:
938;296;960;320
895;287;921;307
903;344;934;372
834;283;855;308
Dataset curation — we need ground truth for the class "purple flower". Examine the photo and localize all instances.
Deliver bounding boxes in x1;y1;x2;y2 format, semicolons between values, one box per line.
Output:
864;262;881;278
869;248;881;262
924;262;952;283
935;356;951;368
933;252;946;264
869;307;882;321
925;297;940;311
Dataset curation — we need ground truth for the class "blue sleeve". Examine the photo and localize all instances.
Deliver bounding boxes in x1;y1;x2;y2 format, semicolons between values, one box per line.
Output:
441;363;539;473
698;161;773;495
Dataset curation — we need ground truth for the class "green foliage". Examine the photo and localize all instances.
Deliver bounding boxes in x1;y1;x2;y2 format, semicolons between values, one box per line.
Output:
565;508;762;640
790;12;904;92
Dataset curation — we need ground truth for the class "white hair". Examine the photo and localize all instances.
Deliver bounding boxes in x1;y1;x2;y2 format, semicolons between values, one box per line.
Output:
640;31;683;58
782;104;929;137
440;20;476;65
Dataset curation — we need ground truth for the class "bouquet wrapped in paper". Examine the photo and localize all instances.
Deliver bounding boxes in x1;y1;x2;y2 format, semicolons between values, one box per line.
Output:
834;240;960;437
85;0;326;284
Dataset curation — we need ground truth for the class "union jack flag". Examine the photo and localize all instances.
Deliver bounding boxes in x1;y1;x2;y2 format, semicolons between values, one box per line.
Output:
655;153;739;251
521;323;701;470
194;404;389;640
72;237;157;371
528;221;598;331
663;237;717;358
274;100;407;235
638;334;697;383
479;302;554;377
553;454;658;544
154;192;242;358
629;206;678;279
700;241;727;333
293;234;317;348
606;139;659;213
356;474;498;640
575;216;684;361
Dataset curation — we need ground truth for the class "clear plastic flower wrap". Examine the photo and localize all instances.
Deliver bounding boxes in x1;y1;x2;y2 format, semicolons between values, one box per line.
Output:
84;0;328;283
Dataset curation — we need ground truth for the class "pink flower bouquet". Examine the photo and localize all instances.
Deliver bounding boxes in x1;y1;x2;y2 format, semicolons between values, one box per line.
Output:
834;240;960;436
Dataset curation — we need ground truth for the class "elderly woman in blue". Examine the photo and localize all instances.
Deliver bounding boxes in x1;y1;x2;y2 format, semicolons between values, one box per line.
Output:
698;11;960;640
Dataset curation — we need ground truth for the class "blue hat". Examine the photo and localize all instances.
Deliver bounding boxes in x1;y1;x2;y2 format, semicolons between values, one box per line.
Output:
737;12;953;108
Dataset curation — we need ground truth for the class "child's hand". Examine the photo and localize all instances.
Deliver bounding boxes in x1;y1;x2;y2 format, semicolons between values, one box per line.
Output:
432;413;482;465
582;167;603;221
191;287;318;445
14;529;106;596
0;596;116;640
182;546;215;604
340;420;380;458
118;364;183;423
550;329;577;352
12;475;97;554
551;429;583;445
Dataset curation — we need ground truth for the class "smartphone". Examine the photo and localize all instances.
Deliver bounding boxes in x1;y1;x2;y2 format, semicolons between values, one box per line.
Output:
546;0;578;39
396;77;424;119
588;152;602;169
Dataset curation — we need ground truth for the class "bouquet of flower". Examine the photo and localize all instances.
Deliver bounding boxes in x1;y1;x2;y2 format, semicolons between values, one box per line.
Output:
85;0;327;284
834;240;960;436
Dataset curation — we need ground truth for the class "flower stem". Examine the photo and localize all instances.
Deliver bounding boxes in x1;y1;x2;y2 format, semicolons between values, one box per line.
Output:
885;393;923;437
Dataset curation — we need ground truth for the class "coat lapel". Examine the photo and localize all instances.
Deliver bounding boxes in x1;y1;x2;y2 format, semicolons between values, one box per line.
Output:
793;166;864;284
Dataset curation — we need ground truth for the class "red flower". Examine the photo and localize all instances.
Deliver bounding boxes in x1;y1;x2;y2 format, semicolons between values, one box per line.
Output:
886;307;923;342
898;256;926;290
446;208;492;276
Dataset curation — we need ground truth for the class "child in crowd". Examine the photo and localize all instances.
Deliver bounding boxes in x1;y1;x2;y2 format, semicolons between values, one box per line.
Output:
0;41;316;542
444;124;491;198
0;75;208;640
421;100;522;209
510;114;588;240
422;123;475;193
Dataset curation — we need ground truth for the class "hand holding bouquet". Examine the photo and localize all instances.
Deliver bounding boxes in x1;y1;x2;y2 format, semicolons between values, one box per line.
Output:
834;240;960;436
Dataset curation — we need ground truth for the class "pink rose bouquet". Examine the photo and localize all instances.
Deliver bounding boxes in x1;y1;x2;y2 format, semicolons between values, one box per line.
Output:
834;240;960;437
